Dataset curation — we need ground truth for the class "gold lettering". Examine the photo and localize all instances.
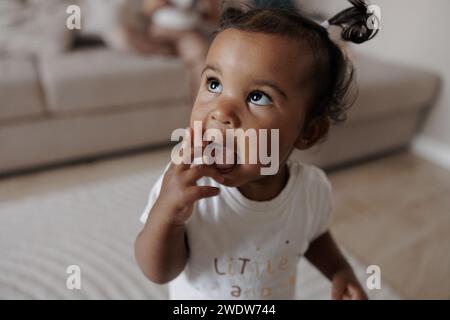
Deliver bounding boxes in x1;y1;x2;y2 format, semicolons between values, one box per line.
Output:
254;261;261;276
267;260;273;275
279;257;289;270
289;273;297;286
231;285;241;297
228;257;235;275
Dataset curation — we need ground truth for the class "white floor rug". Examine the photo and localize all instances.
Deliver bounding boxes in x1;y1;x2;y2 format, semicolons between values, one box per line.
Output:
0;150;400;299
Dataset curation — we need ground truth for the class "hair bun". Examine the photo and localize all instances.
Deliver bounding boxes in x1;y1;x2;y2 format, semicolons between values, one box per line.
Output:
341;21;372;44
219;1;249;27
329;0;379;44
220;7;243;26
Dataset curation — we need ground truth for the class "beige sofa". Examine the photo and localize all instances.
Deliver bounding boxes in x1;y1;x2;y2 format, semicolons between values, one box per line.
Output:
0;48;192;174
0;44;440;174
292;53;441;168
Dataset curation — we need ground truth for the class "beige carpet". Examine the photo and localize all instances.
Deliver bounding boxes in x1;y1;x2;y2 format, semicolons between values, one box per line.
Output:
0;147;403;299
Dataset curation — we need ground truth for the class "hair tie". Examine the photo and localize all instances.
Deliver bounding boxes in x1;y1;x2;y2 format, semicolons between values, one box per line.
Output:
320;20;330;29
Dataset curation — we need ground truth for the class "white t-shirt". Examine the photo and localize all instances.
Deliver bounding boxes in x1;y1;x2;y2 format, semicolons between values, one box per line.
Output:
140;158;333;300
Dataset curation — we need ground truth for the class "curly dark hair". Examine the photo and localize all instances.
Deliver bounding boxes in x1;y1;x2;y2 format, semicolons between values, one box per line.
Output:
215;0;379;125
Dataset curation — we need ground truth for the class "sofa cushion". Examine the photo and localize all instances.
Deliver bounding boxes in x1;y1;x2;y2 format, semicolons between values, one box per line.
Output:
0;57;46;121
0;0;73;58
39;48;191;114
346;53;440;124
0;101;190;173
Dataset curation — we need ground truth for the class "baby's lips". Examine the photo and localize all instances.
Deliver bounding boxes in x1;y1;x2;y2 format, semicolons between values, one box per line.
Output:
203;142;240;165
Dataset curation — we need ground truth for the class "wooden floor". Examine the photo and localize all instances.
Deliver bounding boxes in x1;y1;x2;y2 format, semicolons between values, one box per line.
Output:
329;152;450;299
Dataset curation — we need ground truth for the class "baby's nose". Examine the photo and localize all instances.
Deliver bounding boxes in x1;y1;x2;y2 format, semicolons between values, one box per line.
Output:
209;107;240;129
211;113;231;126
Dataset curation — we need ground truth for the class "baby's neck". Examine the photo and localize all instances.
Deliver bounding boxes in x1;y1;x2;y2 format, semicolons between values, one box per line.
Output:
237;163;289;202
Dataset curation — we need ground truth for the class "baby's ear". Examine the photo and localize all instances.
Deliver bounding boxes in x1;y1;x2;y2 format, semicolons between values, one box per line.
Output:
294;117;330;150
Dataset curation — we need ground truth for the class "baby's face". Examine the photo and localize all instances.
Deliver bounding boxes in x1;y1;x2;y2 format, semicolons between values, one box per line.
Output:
191;29;314;187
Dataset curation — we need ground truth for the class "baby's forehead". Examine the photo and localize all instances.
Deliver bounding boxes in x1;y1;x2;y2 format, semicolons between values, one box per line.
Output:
209;29;315;85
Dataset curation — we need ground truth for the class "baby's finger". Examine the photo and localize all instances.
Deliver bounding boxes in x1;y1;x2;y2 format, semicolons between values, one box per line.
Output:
174;128;206;171
331;279;346;300
348;284;367;300
183;164;224;184
173;128;194;170
342;293;352;300
183;186;220;204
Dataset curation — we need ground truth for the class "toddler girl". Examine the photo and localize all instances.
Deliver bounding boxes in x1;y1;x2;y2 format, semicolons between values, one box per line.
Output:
135;0;378;299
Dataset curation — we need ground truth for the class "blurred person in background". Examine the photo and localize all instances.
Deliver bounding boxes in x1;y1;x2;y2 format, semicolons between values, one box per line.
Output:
120;0;222;99
118;0;298;99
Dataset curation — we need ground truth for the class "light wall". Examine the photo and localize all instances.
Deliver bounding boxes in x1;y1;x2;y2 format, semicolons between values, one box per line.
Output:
300;0;450;168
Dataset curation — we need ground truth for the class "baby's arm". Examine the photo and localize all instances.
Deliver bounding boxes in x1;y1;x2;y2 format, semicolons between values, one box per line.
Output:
135;129;224;284
134;203;189;284
304;231;368;300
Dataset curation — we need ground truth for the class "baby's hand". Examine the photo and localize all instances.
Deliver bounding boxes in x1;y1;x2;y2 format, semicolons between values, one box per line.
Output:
331;268;368;300
153;128;224;226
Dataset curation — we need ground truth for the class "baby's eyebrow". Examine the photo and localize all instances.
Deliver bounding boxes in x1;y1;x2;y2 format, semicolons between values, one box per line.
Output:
201;64;222;76
253;79;288;100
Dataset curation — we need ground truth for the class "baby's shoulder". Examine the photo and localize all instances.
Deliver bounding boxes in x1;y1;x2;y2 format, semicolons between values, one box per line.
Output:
288;158;331;188
287;159;333;208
